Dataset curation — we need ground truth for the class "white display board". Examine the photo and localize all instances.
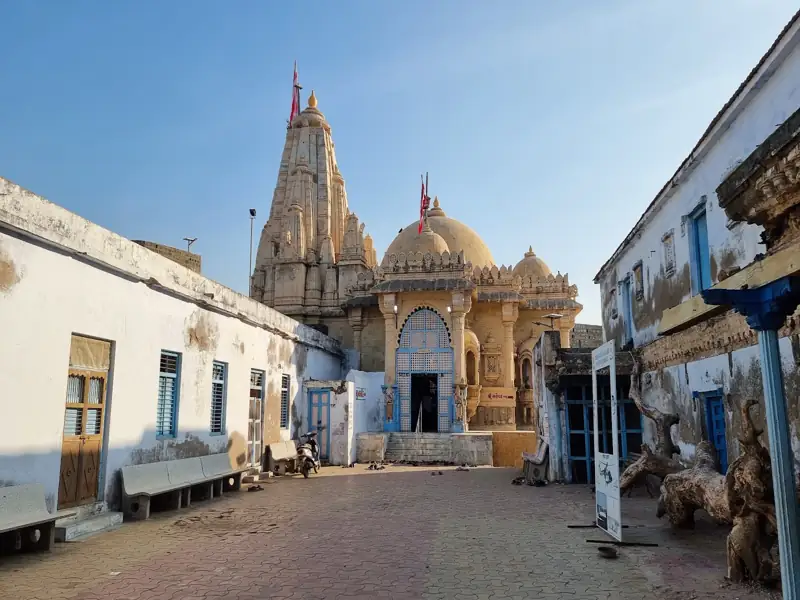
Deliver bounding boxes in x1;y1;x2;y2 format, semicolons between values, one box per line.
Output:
591;340;622;541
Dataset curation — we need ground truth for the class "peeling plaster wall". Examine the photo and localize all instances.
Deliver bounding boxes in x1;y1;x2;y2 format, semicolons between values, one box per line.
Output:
346;369;385;433
640;337;800;471
597;35;800;347
0;178;343;511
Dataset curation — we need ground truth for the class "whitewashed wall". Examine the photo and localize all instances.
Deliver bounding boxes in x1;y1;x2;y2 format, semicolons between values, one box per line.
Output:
597;23;800;348
0;177;343;511
640;338;800;469
346;369;385;434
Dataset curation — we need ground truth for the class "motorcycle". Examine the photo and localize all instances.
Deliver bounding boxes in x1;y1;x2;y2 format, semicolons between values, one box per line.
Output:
297;430;321;478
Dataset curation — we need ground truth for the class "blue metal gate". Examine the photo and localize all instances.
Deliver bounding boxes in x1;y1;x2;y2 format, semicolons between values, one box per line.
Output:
395;308;455;432
565;381;643;484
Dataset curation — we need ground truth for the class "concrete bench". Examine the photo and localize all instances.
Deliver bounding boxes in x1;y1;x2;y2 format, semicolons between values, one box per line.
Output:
522;441;549;483
201;453;244;496
121;454;247;521
268;440;297;475
0;484;57;552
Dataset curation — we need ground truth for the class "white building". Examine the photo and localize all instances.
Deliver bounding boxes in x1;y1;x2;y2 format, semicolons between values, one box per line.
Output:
0;175;347;519
594;11;800;470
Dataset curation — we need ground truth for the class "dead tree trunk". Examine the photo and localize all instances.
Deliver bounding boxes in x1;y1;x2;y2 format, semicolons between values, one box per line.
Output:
656;441;731;527
619;356;683;495
724;398;778;585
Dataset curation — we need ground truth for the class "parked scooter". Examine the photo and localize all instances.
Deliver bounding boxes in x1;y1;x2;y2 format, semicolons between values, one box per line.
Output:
297;430;321;478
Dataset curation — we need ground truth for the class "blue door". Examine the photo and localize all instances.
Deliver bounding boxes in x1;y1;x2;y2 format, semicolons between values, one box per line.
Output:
703;392;727;473
620;277;633;344
308;390;330;461
691;208;712;292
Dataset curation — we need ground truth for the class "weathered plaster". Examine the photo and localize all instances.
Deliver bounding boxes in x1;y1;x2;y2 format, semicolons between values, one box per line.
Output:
0;240;21;293
595;26;800;344
0;180;344;511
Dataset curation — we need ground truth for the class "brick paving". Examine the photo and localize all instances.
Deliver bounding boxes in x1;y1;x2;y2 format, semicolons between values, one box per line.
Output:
0;466;780;600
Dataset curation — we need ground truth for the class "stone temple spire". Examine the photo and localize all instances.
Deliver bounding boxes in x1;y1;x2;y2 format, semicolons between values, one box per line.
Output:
251;89;373;319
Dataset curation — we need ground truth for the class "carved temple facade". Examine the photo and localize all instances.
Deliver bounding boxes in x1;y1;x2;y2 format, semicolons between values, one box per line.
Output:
252;91;583;432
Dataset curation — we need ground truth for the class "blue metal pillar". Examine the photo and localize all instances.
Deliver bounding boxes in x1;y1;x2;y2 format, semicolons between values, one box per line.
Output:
703;276;800;599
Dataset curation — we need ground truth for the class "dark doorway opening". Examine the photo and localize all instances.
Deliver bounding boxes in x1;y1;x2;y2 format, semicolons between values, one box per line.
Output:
410;374;438;432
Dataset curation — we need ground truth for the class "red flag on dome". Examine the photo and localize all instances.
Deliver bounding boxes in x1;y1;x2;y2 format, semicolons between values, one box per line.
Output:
418;173;430;234
289;61;301;124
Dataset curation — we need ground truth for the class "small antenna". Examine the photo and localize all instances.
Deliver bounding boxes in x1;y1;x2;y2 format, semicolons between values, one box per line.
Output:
183;237;197;252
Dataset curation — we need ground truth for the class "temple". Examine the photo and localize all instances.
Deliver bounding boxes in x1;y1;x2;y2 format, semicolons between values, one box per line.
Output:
252;90;583;433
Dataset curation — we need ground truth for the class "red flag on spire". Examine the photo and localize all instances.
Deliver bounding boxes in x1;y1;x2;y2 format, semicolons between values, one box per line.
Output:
418;173;430;234
289;61;301;123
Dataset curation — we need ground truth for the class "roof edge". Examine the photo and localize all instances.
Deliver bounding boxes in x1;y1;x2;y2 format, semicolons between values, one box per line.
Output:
593;9;800;284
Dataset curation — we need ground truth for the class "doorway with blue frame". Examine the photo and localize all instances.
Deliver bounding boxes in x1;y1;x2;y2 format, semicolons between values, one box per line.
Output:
564;375;643;484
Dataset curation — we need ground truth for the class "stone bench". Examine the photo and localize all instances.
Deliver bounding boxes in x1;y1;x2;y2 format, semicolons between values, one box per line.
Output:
121;454;247;520
522;440;549;483
0;484;58;552
267;440;297;475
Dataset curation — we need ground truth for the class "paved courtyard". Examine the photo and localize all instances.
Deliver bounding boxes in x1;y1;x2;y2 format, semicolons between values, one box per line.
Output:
0;467;781;600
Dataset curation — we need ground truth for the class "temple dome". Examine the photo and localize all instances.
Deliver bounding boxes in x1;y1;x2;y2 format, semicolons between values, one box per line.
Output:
512;247;552;279
385;197;495;267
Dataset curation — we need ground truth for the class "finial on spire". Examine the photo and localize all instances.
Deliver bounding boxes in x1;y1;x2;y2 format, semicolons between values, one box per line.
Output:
528;245;533;253
525;246;535;256
308;90;318;108
433;196;440;209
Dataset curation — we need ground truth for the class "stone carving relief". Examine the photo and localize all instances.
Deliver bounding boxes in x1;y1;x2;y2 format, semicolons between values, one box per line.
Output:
482;332;502;384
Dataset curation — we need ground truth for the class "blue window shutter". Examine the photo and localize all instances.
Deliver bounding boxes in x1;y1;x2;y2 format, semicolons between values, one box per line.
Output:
157;351;181;437
210;361;227;434
694;211;712;291
280;375;290;428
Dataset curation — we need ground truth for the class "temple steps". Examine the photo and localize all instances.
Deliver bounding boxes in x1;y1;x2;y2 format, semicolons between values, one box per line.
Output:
384;433;453;464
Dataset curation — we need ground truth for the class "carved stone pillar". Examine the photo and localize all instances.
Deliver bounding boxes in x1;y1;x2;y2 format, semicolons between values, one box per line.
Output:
501;302;518;388
348;306;363;370
559;326;571;349
450;292;472;385
378;294;398;386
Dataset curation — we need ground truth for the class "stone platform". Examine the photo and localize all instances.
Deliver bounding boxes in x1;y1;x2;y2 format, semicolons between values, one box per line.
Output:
357;432;492;465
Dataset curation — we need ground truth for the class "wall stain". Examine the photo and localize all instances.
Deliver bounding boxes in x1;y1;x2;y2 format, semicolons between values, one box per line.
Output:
0;242;21;293
263;380;281;444
184;310;219;352
128;433;222;465
728;356;767;461
632;263;691;330
290;402;302;439
292;344;308;376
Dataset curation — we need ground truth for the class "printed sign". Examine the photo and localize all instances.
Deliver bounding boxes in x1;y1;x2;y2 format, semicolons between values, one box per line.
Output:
591;340;622;542
355;387;367;400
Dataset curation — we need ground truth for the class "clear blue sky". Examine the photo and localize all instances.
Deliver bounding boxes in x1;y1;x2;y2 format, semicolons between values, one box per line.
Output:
1;1;797;325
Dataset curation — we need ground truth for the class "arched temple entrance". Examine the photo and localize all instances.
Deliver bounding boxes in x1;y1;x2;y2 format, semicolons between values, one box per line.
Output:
395;307;455;432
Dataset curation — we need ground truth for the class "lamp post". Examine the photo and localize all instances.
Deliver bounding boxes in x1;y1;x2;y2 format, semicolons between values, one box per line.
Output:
183;237;197;252
535;312;563;330
248;209;256;296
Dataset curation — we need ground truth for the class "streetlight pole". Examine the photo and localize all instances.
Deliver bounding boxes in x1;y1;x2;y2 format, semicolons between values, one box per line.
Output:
249;209;256;297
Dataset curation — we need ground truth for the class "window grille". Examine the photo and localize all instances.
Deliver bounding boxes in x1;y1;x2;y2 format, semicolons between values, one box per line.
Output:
157;351;181;437
211;361;227;434
280;374;290;428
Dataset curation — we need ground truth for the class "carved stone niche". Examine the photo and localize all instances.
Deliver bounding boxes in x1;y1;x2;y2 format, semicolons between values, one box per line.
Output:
482;332;502;385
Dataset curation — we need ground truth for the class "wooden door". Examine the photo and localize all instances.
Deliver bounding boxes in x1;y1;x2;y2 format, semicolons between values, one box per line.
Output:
58;370;107;508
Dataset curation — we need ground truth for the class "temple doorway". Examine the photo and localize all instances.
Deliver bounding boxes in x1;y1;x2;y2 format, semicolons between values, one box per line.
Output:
410;373;438;432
